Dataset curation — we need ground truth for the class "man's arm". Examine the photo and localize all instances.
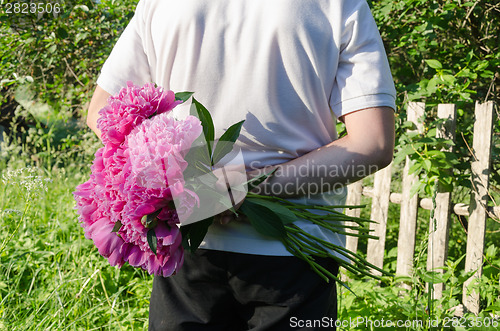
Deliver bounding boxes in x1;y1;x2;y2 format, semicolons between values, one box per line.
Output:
86;85;112;139
252;106;395;198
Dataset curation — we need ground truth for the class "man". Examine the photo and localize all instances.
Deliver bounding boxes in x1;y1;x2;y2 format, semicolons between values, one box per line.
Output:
87;0;395;329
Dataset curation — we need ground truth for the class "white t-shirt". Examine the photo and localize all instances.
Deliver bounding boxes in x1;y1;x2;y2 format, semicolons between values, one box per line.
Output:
97;0;396;256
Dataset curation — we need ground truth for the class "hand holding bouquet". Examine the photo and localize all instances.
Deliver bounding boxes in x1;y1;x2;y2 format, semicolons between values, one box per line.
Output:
74;82;390;288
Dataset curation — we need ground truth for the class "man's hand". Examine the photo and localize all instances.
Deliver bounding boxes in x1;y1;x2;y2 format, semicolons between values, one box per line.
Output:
213;166;248;224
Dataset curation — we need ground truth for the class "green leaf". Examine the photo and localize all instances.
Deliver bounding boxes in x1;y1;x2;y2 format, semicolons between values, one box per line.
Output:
245;197;298;224
419;136;439;144
423;159;432;172
426;77;438;94
246;168;277;192
408;161;422;175
479;71;493;78
447;254;466;270
485;244;497;259
393;275;413;284
211;120;245;165
394;144;416;161
410;181;423;198
218;120;245;144
438;177;453;192
458;268;478;283
147;229;157;256
240;200;286;239
180;224;192;250
423;181;434;197
485;304;500;313
183;188;231;223
196;171;218;188
474;60;490;72
75;32;90;45
186;217;213;253
392;153;406;166
441;74;456;85
74;4;90;12
48;44;57;53
426;150;446;158
183;138;212;176
111;220;122;233
401;121;418;130
421;271;445;284
174;91;194;103
190;98;215;160
443;154;459;166
425;59;442;69
141;209;160;229
56;27;68;39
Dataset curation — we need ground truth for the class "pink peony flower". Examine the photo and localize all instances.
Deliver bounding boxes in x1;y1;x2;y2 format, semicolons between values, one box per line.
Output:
74;82;202;277
97;81;181;148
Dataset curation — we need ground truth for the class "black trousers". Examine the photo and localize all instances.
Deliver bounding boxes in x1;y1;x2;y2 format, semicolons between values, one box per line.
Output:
149;249;338;330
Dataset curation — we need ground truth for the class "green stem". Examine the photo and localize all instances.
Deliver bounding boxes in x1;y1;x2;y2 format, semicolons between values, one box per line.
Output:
289;226;390;276
291;208;374;224
245;193;391;281
283;238;329;282
286;234;328;258
285;227;380;279
302;218;377;239
0;200;30;255
284;236;354;291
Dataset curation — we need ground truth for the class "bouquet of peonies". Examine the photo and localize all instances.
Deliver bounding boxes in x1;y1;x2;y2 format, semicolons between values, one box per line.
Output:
74;82;389;287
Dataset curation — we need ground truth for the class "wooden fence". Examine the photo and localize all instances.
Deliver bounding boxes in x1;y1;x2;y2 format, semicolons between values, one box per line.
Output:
344;101;497;315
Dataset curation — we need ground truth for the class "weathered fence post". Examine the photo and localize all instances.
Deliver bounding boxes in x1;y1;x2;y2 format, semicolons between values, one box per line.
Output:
427;104;457;299
396;102;425;286
342;181;364;281
345;181;363;254
342;100;497;314
463;101;494;314
366;162;392;276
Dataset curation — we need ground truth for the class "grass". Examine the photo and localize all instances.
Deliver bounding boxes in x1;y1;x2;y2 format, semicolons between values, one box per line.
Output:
0;165;151;330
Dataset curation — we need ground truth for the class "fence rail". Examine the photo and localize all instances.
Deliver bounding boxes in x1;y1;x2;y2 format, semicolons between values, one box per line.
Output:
344;101;496;315
360;187;500;218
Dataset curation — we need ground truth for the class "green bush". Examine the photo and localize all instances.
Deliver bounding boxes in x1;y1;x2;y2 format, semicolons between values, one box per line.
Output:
1;0;138;169
372;0;499;105
1;0;138;110
371;0;500;202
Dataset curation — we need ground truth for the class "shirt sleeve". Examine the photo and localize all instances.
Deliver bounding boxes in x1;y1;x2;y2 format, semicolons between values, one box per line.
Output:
96;0;152;96
330;0;396;118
